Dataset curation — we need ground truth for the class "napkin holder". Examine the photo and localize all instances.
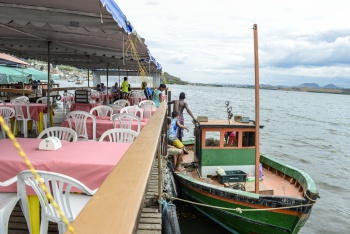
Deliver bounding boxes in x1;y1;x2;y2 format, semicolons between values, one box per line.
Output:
38;137;62;151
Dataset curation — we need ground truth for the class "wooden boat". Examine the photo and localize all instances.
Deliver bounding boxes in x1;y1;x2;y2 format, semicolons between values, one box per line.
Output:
173;25;319;234
75;78;84;84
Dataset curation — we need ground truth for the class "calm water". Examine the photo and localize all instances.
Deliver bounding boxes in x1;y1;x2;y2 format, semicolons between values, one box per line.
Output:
165;84;350;234
56;80;350;233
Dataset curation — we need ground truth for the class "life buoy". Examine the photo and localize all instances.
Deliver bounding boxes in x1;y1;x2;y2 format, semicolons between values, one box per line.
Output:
56;95;62;101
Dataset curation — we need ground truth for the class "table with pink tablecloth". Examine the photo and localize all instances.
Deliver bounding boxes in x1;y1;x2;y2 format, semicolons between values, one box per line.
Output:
70;102;102;112
0;138;131;193
91;93;113;103
61;116;148;139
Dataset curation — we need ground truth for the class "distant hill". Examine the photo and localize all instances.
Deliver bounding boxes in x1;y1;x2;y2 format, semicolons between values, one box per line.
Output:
298;83;320;88
323;83;339;89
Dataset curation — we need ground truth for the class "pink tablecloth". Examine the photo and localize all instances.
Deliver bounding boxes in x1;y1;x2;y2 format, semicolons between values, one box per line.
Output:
0;138;131;193
61;116;148;139
1;103;53;122
70;102;102;112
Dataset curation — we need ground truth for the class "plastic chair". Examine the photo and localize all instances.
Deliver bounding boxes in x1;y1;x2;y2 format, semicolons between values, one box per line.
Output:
99;128;138;142
36;97;53;129
15;96;29;101
120;105;143;119
11;99;34;138
89;105;113;117
139;100;156;107
37;127;78;142
140;103;154;119
0;99;6;106
0;107;15;139
66;111;96;141
0;176;21;234
129;92;142;106
111;113;141;133
107;104;124;115
17;170;96;234
113;99;130;107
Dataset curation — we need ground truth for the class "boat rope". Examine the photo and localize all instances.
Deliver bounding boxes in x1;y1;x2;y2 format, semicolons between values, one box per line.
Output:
0;116;75;234
163;193;314;213
303;191;318;202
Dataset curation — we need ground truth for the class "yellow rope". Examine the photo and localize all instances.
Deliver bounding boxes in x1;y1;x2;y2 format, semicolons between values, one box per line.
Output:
0;116;75;233
164;194;314;213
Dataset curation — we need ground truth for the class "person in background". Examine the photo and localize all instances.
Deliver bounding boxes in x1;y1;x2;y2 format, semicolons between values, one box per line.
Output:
167;118;185;172
100;83;107;92
168;92;197;141
121;77;129;99
95;84;101;91
33;80;38;95
141;81;154;100
152;84;167;107
111;82;120;102
28;74;33;84
168;111;189;154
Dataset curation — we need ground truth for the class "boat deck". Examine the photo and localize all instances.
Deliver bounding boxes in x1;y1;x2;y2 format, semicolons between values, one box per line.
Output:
181;152;303;198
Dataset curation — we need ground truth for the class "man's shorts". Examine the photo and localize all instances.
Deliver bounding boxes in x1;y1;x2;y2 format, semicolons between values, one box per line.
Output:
170;139;184;149
168;147;182;157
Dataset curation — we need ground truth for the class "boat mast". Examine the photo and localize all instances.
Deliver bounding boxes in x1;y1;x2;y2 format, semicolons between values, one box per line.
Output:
253;24;260;193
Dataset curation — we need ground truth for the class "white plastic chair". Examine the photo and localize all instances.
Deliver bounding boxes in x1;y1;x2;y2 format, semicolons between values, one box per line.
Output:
36;97;53;129
120;105;143;119
66;111;96;141
107;104;124;115
140;103;154;119
139;100;156;107
11;99;34;138
37;127;78;142
17;170;96;234
90;105;113;117
129;92;142;106
15;96;29;101
113;99;130;107
99;128;138;142
111;113;141;133
0;176;21;234
0;99;6;106
0;107;15;139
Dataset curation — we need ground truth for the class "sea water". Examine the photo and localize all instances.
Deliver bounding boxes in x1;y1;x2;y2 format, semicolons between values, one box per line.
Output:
55;80;350;233
166;84;350;234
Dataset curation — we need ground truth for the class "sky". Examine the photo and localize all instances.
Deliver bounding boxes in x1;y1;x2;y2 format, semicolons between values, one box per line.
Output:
116;0;350;88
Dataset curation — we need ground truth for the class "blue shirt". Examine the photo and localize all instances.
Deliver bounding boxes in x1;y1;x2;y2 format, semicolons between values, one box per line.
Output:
144;87;153;100
168;118;178;141
152;89;161;107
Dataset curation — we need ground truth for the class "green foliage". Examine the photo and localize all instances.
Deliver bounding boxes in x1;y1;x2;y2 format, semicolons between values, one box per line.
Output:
163;72;190;85
57;65;75;72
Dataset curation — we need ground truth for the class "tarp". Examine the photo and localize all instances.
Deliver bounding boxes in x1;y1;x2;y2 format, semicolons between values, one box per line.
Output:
0;66;59;84
0;53;29;66
0;0;162;72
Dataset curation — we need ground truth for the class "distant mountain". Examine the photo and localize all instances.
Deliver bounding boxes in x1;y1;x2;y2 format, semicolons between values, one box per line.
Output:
298;83;320;88
323;83;339;89
163;72;190;85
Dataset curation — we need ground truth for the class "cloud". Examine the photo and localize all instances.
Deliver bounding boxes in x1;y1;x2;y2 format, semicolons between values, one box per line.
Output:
117;0;350;88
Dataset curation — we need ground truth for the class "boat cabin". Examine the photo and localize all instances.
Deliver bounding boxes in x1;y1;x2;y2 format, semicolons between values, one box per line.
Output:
195;119;260;178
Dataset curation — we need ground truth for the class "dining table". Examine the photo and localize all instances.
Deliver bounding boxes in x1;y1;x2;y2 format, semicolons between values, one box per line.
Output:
69;102;102;112
0;138;132;234
0;102;54;134
61;116;148;139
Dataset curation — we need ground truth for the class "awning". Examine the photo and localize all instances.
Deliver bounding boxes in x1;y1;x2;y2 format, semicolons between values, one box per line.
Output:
0;65;59;84
0;53;29;66
0;0;162;72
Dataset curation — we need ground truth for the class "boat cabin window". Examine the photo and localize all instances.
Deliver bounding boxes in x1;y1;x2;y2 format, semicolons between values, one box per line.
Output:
224;131;239;147
242;131;255;147
204;131;220;147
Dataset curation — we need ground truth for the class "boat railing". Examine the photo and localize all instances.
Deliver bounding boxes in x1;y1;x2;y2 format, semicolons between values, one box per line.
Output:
68;102;168;233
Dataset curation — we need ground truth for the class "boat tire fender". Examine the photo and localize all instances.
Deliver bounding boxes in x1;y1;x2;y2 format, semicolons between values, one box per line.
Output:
56;95;62;101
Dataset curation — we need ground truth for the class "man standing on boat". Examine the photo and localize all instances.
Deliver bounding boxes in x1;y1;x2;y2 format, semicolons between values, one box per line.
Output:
168;92;197;141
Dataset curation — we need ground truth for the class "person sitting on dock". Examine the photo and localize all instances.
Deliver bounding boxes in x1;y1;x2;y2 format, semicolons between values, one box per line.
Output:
95;84;101;91
167;118;185;172
169;111;189;154
100;83;107;92
111;82;120;102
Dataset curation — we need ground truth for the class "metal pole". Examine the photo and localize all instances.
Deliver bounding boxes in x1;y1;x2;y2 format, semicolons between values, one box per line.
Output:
106;63;109;104
253;24;260;194
87;56;90;87
47;41;51;128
